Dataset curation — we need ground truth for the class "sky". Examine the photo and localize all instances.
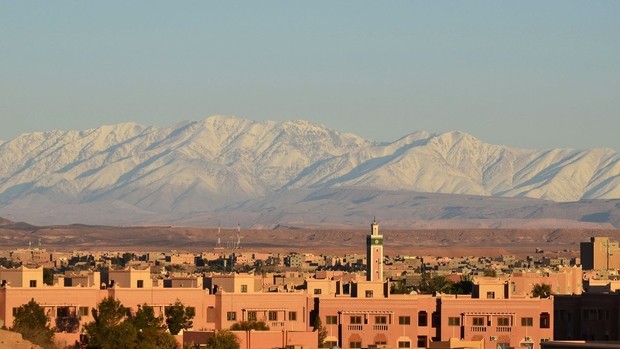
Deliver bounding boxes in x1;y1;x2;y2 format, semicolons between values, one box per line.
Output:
1;1;619;150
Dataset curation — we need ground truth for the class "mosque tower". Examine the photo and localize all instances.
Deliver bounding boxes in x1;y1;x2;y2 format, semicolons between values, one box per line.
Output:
366;218;383;282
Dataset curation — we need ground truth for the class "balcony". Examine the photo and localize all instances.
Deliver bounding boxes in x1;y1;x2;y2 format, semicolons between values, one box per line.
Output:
471;326;486;332
271;322;285;327
348;325;363;331
373;325;388;331
496;326;512;332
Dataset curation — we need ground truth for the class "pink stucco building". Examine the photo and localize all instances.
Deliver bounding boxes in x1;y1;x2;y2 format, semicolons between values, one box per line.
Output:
1;221;557;349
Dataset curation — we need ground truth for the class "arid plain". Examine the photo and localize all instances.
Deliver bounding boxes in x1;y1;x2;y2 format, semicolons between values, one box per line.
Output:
2;217;620;259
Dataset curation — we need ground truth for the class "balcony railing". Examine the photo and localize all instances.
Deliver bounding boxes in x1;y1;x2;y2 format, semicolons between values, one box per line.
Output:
348;325;363;331
471;326;486;332
271;321;285;327
373;325;388;331
496;326;512;332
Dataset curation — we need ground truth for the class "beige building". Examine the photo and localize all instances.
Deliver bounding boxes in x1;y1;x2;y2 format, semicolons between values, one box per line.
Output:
580;237;620;270
0;266;44;288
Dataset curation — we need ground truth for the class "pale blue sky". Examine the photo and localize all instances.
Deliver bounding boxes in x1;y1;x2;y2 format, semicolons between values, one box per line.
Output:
1;1;619;150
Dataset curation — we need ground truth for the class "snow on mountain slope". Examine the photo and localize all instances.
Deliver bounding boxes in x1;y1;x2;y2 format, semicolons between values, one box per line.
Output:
0;116;371;212
287;131;620;202
1;115;620;226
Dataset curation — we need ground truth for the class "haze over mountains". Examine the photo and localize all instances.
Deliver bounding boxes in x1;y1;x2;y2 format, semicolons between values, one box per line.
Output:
1;116;620;228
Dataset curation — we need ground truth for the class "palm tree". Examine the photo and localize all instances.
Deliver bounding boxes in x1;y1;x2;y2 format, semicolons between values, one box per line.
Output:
531;283;552;298
207;330;240;349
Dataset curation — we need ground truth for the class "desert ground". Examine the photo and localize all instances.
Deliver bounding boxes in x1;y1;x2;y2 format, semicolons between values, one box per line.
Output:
2;219;620;258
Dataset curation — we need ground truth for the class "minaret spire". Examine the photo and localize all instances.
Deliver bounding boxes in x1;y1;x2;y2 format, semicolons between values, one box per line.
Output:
367;218;383;281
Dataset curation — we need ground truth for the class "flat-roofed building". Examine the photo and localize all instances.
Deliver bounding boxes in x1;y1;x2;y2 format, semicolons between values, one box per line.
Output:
581;237;620;270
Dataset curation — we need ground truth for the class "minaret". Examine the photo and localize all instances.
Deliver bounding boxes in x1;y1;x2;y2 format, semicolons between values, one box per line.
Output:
366;218;383;282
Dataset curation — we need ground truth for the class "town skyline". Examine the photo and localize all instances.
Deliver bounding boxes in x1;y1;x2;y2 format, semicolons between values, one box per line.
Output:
3;220;618;347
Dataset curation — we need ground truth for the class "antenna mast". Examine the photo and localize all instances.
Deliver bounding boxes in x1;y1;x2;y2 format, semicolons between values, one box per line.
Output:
236;222;241;249
217;224;222;248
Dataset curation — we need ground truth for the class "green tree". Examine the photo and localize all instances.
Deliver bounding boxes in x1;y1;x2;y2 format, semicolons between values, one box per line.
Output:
10;299;55;349
0;257;21;268
165;300;194;335
207;330;240;349
313;315;327;348
84;296;137;349
449;275;474;295
230;320;270;331
390;279;410;294
532;283;553;298
416;274;454;295
131;305;177;349
483;268;497;277
83;299;177;349
43;268;54;285
55;306;80;333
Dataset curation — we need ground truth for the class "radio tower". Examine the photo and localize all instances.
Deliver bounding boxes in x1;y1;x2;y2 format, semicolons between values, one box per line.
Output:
217;224;222;247
236;222;242;249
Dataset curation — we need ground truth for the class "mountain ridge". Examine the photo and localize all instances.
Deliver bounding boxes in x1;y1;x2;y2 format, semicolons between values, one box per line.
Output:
2;116;620;227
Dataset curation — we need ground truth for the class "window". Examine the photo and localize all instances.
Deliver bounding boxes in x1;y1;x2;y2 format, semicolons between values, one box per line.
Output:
448;317;460;326
79;307;89;316
248;311;257;321
365;290;374;298
12;307;18;316
289;311;297;321
417;336;428;348
187;307;196;317
29;280;37;287
350;342;362;348
375;316;387;324
399;316;411;325
521;317;533;326
268;311;278;321
326;315;338;324
398;341;412;348
137;280;144;288
314;288;322;295
472;317;485;326
540;312;550;329
57;307;70;317
227;311;236;321
497;317;510;326
418;311;428;326
487;291;495;299
241;284;248;293
350;316;362;324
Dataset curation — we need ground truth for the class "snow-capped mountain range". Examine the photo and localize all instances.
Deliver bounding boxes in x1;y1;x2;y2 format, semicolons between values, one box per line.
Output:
1;116;620;227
